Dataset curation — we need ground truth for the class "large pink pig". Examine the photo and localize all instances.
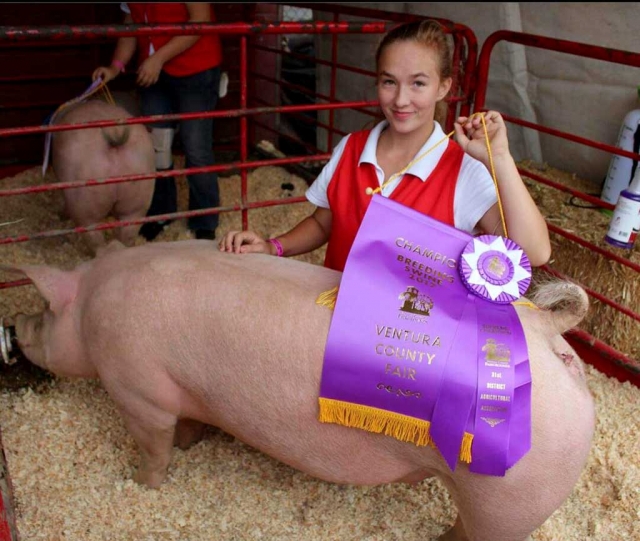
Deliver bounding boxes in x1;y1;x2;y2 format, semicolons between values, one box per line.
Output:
2;241;595;541
51;100;155;252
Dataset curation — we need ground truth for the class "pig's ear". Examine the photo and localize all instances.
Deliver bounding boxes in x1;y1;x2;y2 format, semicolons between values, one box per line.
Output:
528;280;589;335
0;264;78;315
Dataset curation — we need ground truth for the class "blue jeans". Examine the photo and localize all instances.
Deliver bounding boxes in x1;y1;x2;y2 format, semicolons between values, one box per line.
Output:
140;66;221;232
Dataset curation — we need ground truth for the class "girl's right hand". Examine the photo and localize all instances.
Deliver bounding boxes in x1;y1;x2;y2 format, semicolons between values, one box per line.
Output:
454;111;510;162
92;66;119;83
218;230;275;255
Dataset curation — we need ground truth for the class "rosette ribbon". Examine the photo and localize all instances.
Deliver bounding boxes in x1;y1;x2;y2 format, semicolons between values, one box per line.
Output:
460;235;532;304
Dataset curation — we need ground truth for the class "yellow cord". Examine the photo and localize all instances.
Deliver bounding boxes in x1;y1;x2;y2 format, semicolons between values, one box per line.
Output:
100;82;116;106
511;300;539;310
478;113;508;239
367;112;508;239
52;79;114;121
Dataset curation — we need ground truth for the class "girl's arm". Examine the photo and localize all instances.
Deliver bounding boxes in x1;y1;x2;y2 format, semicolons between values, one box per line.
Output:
219;207;333;256
92;13;137;83
454;111;551;267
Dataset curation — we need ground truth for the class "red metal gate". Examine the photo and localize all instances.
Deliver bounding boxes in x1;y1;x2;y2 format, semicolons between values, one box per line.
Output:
474;30;640;386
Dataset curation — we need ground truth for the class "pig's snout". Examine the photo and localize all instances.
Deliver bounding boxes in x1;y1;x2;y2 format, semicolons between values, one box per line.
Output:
0;318;27;366
8;313;48;369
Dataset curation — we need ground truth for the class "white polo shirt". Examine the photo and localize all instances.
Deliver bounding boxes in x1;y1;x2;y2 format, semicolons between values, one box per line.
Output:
306;121;498;234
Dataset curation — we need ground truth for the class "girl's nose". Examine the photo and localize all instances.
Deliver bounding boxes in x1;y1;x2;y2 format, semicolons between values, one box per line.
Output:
393;85;411;108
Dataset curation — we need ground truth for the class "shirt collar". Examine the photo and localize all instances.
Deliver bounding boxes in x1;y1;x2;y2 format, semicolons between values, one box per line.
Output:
358;121;449;182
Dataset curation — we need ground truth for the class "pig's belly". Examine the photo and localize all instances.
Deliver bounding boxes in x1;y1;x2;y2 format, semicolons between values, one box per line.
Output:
195;398;436;486
232;432;431;485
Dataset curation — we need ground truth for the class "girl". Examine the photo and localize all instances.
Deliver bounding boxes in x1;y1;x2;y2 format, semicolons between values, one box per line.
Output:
219;20;550;269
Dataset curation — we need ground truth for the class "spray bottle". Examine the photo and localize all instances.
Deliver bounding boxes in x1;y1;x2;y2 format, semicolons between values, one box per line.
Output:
601;88;640;206
605;167;640;249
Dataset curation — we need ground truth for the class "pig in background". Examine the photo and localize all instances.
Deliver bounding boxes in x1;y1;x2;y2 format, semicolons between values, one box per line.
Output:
50;99;155;253
1;241;595;541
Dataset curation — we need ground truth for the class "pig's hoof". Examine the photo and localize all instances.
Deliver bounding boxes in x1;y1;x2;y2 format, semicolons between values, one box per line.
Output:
133;468;166;489
0;319;25;366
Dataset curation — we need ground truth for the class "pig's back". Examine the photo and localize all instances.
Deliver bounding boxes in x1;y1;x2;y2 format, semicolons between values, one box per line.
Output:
77;242;427;484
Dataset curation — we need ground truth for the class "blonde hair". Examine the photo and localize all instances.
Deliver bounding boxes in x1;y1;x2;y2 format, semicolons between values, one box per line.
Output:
375;20;453;126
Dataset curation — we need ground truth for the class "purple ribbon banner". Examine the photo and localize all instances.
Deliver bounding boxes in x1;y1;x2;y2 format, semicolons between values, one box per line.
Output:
318;195;531;476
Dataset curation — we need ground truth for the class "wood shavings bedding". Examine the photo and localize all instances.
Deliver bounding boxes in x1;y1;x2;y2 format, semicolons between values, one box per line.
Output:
0;365;636;541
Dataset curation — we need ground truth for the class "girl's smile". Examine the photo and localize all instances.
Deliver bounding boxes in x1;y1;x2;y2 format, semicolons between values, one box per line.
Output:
391;110;414;121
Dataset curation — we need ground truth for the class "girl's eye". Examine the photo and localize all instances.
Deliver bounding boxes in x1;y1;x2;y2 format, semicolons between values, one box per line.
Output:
413;80;426;88
381;79;395;86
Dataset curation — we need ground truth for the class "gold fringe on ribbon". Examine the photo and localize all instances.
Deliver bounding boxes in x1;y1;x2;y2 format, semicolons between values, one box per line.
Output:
318;397;474;463
459;432;473;463
315;286;339;310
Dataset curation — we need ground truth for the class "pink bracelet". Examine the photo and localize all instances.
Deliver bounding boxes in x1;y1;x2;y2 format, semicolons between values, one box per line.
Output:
111;59;126;73
268;238;284;257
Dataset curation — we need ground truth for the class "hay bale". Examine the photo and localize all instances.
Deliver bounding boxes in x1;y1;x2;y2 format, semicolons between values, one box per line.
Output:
517;160;639;364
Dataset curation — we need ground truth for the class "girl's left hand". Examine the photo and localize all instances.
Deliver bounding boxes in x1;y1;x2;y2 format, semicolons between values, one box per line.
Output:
137;55;164;88
454;111;510;162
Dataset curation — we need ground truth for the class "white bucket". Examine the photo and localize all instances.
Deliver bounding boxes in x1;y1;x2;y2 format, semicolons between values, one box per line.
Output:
601;109;640;205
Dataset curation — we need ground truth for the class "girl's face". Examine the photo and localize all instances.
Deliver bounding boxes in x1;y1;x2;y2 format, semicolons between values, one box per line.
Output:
377;40;452;138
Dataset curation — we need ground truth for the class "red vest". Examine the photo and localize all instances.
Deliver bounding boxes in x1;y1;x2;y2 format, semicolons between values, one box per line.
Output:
324;130;464;272
128;3;222;77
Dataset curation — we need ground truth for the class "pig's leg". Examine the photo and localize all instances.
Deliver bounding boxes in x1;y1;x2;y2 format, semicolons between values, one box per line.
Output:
438;521;527;541
61;190;109;253
439;472;564;541
113;215;143;247
173;419;206;450
84;230;107;254
438;517;533;541
112;184;154;246
119;408;177;489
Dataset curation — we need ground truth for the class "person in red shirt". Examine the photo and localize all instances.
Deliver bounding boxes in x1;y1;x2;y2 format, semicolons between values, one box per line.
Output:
93;3;223;241
219;20;550;269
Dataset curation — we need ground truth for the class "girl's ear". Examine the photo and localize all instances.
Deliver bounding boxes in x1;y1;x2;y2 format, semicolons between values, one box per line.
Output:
437;77;452;101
